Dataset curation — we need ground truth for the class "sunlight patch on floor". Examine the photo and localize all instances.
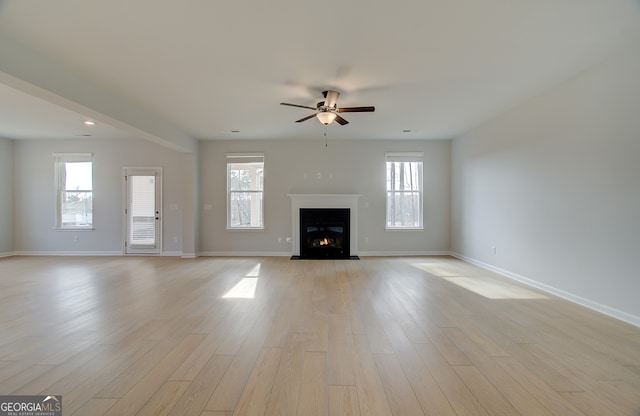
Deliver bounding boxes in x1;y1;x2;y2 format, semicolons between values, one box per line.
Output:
223;277;258;298
222;263;261;298
412;262;548;300
443;276;548;299
246;263;261;277
412;261;475;277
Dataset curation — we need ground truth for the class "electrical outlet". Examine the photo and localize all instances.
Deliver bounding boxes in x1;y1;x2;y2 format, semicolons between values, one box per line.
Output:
492;246;497;254
278;237;282;243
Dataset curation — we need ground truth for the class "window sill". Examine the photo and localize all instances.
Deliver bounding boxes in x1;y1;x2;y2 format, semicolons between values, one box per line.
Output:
226;227;264;232
385;227;424;231
53;227;94;232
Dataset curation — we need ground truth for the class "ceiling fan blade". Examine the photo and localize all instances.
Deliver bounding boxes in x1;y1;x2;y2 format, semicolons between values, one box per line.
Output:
295;114;317;123
323;90;340;108
281;102;317;110
335;114;349;125
337;106;375;113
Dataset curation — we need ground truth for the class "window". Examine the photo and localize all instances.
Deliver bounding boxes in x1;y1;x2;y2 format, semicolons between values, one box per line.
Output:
53;153;93;229
386;152;423;229
227;153;264;229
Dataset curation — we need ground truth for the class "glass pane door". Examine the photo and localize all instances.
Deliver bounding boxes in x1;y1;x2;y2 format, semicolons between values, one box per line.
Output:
125;168;161;254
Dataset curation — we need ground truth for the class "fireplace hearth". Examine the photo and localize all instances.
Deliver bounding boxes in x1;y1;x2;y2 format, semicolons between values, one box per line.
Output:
299;208;351;259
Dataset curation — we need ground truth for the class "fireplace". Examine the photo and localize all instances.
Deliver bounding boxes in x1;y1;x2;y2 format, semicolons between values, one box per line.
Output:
299;208;350;259
289;194;361;258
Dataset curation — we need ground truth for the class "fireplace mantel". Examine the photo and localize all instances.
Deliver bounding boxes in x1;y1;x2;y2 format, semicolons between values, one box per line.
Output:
289;194;361;256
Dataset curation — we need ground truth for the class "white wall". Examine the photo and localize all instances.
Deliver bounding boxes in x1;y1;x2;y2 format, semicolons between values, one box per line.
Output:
0;137;13;256
10;137;449;256
12;139;193;255
199;139;451;255
451;43;640;324
181;151;199;258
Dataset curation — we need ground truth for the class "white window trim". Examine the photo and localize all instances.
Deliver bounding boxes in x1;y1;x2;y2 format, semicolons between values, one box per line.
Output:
226;152;265;230
53;152;94;230
385;152;424;231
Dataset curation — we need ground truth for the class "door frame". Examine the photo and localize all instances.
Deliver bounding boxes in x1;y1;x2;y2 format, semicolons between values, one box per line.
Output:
122;167;163;255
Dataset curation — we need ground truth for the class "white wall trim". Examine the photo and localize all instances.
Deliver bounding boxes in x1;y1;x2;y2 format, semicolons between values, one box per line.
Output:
198;251;291;257
450;252;640;328
12;251;123;256
197;250;452;258
0;252;15;258
162;251;183;257
359;251;451;257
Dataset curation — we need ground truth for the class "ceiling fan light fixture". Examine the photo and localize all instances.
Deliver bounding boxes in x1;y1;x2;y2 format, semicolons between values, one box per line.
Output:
316;111;337;125
281;90;373;126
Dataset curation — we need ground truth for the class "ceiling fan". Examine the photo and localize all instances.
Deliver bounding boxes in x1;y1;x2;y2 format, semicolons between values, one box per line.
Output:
280;90;375;126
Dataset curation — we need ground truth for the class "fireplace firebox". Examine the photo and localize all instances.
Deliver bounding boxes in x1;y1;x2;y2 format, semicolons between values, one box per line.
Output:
299;208;350;259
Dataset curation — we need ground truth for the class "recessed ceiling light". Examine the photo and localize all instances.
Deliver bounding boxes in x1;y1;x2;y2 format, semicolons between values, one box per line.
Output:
84;120;95;126
402;129;412;133
76;134;92;137
231;130;240;133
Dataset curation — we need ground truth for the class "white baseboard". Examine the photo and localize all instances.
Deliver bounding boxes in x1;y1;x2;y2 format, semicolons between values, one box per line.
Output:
359;250;451;257
6;251;287;259
198;251;292;257
450;252;640;328
11;251;192;258
12;251;123;256
197;251;451;258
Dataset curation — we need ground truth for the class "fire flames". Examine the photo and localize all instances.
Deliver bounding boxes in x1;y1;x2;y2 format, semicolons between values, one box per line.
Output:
319;237;331;246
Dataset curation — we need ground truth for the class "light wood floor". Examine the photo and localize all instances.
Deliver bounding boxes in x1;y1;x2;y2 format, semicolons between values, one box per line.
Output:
0;256;639;415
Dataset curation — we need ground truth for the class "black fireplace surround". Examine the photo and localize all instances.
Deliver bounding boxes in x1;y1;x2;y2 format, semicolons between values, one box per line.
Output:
299;208;350;259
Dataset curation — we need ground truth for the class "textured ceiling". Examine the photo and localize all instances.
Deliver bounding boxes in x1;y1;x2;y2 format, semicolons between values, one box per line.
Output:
1;0;639;150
